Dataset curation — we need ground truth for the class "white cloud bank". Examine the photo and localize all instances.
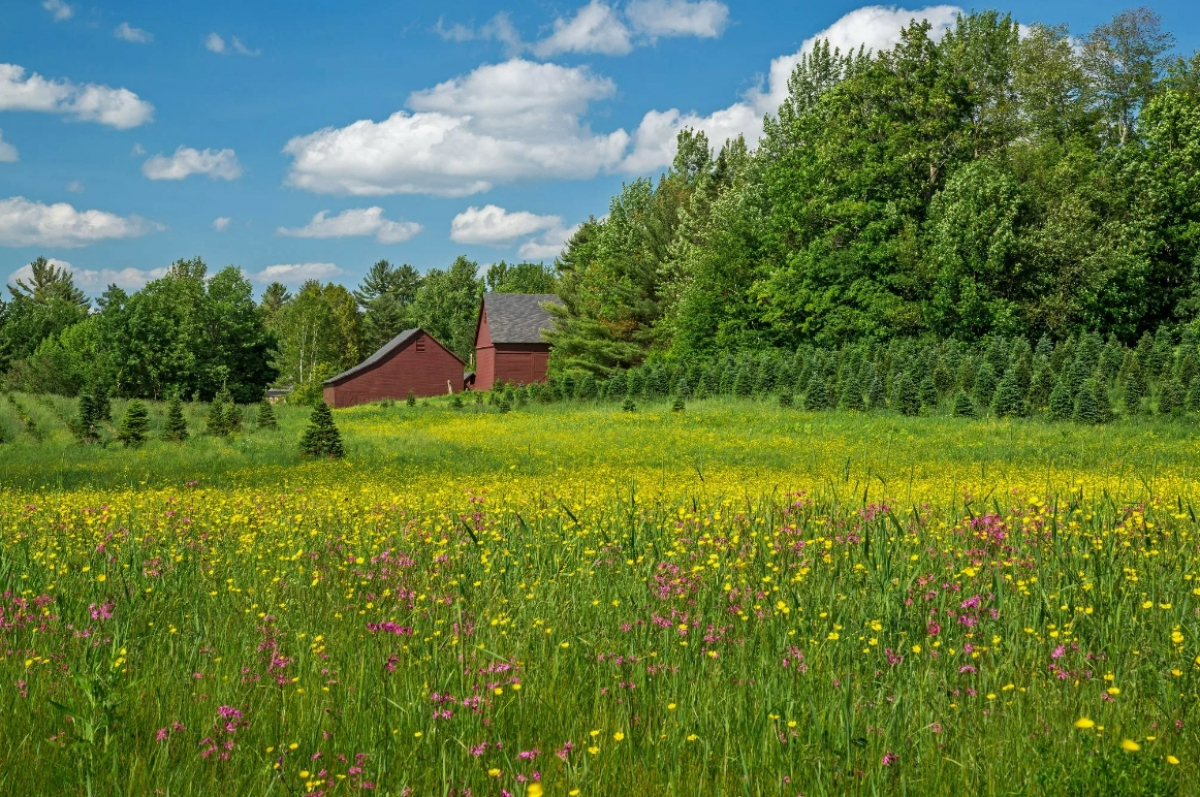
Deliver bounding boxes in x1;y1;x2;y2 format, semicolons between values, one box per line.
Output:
519;223;582;260
247;263;343;284
142;147;242;181
533;1;634;57
0;63;154;129
450;205;561;245
0;196;158;248
9;258;168;292
115;22;153;44
287;6;962;196
278;207;422;244
284;59;629;197
0;129;17;162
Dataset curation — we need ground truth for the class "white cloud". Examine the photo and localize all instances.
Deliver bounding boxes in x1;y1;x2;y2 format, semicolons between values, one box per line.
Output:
206;33;259;56
450;205;561;245
436;13;523;55
532;1;633;57
42;0;72;22
0;196;158;248
9;258;168;292
247;263;343;284
0;129;17;162
66;180;84;193
622;4;962;172
277;207;422;244
115;22;153;44
625;0;729;40
212;216;232;232
284;59;629;197
519;222;581;260
131;142;145;156
435;18;478;43
0;63;154;129
142;147;243;181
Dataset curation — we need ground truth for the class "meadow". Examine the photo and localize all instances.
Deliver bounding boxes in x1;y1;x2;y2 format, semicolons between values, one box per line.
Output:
0;392;1198;796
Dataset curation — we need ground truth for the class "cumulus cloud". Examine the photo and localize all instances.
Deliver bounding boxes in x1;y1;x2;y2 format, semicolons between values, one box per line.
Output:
42;0;73;22
0;63;154;129
435;13;523;55
9;258;168;292
247;263;343;284
284;59;629;197
622;4;962;172
625;0;729;40
450;205;562;245
0;196;158;248
114;22;153;43
212;216;232;232
66;180;84;193
0;129;17;162
205;33;259;55
142;147;242;181
518;222;582;260
532;1;633;57
278;207;423;244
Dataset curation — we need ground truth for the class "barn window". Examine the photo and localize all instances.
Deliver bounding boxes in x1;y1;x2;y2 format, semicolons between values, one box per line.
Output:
416;339;426;353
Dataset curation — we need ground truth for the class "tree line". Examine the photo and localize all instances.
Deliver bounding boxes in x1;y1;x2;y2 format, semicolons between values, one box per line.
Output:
0;256;556;402
547;7;1200;375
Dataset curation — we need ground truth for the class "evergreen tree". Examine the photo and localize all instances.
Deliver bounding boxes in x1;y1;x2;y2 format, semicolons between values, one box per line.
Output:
299;401;345;458
225;401;244;435
575;372;598;401
896;373;921;417
732;362;755;397
972;362;999;410
676;377;693;399
163;394;189;442
452;394;464;409
606;370;628;399
1186;376;1200;413
672;395;685;412
1027;360;1055;409
839;373;865;411
918;375;939;410
1122;359;1146;414
952;391;976;417
93;385;112;423
803;372;829;411
622;396;636;412
1159;378;1186;415
407;389;417;407
779;392;794;408
256;399;278;432
206;392;229;437
1072;381;1104;425
991;372;1025;418
867;373;887;410
73;392;100;444
117;400;150;447
1048;379;1074;421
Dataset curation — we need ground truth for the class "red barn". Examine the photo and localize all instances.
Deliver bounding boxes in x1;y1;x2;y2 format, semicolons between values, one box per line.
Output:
323;328;464;408
474;293;561;391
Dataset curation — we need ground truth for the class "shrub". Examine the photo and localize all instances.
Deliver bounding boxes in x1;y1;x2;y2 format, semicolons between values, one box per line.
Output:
299;401;344;458
407;390;417;407
672;396;685;413
952;391;976;417
163;394;189;441
117;400;150;447
622;397;636;413
256;400;278;432
779;392;794;409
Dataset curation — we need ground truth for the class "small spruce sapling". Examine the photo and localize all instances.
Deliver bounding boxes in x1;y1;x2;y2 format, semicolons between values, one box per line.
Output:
118;400;150;447
299;401;344;458
256;399;278;431
952;391;976;417
163;394;189;442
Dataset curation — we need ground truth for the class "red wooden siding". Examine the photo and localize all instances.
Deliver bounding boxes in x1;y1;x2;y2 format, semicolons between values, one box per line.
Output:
473;299;554;391
475;308;496;391
324;330;463;408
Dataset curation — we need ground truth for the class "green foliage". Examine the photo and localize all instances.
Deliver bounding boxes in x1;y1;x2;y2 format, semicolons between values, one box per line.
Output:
896;373;921;417
952;391;977;417
73;392;101;444
163;394;189;442
779;392;794;409
406;256;482;363
407;390;416;408
117;400;150;447
299;401;344;458
206;391;231;437
484;261;558;294
672;396;685;413
803;373;829;411
255;400;278;432
1072;380;1105;424
992;372;1026;418
1049;379;1075;421
622;396;636;413
355;260;423;353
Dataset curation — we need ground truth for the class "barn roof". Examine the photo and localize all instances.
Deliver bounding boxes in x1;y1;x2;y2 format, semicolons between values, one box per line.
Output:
480;293;561;345
324;328;463;386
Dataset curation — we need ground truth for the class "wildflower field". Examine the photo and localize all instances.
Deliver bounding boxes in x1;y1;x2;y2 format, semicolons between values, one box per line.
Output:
1;394;1199;795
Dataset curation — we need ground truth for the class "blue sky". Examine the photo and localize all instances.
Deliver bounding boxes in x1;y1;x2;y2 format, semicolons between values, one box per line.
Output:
3;0;1199;297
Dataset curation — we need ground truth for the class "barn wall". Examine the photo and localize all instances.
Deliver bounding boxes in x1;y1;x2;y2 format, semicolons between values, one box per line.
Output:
326;332;462;408
494;343;551;387
474;308;496;391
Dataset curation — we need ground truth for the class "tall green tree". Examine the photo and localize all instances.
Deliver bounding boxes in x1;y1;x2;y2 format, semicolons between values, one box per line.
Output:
407;256;481;363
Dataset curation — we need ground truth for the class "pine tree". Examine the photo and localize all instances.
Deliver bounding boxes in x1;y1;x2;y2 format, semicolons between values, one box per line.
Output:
256;399;278;431
118;400;150;447
1072;381;1103;425
1186;376;1200;413
575;373;598;401
839;373;864;411
991;372;1025;418
676;378;693;399
1048;378;1074;421
779;392;794;408
972;362;998;409
163;394;189;441
896;373;920;417
733;362;755;397
1159;378;1186;416
918;375;938;410
952;391;976;417
867;373;887;410
606;370;628;400
225;402;244;435
622;396;636;413
206;393;229;437
672;396;685;412
1027;360;1054;410
1122;359;1146;415
93;385;112;423
299;401;345;458
803;373;829;411
407;389;417;407
73;392;100;444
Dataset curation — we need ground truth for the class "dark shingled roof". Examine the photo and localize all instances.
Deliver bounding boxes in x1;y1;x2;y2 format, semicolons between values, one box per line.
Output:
481;293;561;345
324;329;462;385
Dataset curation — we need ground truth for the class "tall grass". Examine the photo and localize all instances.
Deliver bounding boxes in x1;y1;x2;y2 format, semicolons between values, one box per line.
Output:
0;393;1196;795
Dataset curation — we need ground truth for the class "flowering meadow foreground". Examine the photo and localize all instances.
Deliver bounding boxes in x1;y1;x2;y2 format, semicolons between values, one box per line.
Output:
1;396;1199;795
